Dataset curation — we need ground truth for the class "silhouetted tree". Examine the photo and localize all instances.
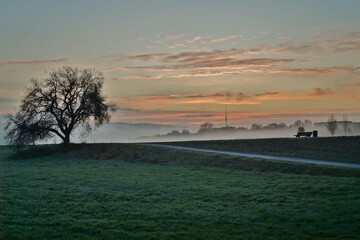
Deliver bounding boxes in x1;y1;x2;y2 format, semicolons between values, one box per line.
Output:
265;123;278;129
325;114;338;137
198;122;214;133
298;126;305;133
5;66;117;145
265;122;287;129
304;119;313;128
199;122;214;129
342;114;352;136
167;130;181;136
250;123;263;130
181;129;190;135
292;120;303;128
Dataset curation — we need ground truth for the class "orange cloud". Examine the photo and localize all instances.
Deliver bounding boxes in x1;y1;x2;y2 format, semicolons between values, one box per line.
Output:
259;31;360;54
122;58;295;71
111;108;360;126
116;88;336;109
0;58;68;66
201;35;237;45
265;66;359;74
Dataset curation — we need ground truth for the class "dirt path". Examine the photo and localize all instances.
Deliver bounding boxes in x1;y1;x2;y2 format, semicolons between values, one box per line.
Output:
149;144;360;169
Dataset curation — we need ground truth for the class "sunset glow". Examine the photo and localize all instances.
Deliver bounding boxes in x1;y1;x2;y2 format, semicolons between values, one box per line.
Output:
1;1;360;127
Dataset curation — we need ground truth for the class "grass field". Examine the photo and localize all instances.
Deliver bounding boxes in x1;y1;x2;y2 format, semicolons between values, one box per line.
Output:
1;143;360;239
162;136;360;163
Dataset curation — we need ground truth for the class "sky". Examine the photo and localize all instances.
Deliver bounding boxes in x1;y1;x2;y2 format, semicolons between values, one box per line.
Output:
1;0;360;127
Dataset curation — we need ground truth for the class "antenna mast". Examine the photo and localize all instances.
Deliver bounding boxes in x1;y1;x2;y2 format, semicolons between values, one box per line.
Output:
225;106;228;127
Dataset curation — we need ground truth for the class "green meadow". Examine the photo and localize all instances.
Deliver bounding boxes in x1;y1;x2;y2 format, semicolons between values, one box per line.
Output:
1;143;360;239
165;136;360;163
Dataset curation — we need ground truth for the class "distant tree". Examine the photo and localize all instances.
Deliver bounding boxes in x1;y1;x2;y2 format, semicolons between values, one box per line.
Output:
198;122;214;133
250;123;263;130
266;123;278;129
5;66;117;145
167;130;181;136
265;122;287;129
199;122;214;130
304;119;313;128
343;115;351;136
292;120;303;128
298;126;305;133
181;129;190;135
326;114;338;137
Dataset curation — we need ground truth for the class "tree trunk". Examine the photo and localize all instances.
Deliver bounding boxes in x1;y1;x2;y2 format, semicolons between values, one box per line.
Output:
63;134;70;145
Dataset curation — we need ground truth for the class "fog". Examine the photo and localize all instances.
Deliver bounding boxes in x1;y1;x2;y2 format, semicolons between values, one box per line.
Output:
135;126;360;143
1;118;359;145
75;122;360;143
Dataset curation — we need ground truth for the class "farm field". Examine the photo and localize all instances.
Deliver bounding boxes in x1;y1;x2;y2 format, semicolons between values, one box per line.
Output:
161;136;360;163
1;143;360;239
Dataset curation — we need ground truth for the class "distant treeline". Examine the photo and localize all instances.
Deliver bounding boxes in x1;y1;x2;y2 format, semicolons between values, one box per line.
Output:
151;119;314;138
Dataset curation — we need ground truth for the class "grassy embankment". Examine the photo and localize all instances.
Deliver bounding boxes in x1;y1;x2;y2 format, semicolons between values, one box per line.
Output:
1;143;360;239
162;136;360;163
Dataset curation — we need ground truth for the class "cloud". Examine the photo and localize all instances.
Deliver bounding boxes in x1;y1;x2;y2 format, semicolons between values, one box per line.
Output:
264;66;359;74
112;75;163;80
120;45;358;78
126;53;171;61
254;88;335;100
168;43;186;49
151;33;238;48
201;35;238;45
0;58;68;66
153;34;185;44
111;70;239;80
121;88;335;108
306;87;334;96
329;32;360;52
112;65;358;80
163;34;184;41
104;31;360;79
187;36;202;43
124;48;293;71
123;58;295;71
127;48;260;62
262;31;360;54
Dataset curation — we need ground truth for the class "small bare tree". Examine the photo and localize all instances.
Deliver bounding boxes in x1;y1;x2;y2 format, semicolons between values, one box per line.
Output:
298;126;305;133
304;119;313;128
198;122;214;133
250;123;263;130
343;115;351;136
325;114;338;137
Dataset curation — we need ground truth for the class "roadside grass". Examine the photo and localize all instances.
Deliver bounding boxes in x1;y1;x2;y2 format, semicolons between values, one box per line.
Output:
7;143;360;177
161;136;360;163
1;144;360;239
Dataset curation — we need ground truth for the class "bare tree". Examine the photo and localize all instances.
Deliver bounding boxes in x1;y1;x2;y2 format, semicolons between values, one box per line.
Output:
304;119;313;128
181;129;190;135
298;126;305;133
325;114;338;137
292;120;303;128
199;122;214;129
5;66;117;145
343;115;351;136
198;122;214;133
250;123;263;130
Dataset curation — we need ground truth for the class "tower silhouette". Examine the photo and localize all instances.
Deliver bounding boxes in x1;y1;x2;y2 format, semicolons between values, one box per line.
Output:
225;106;228;127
